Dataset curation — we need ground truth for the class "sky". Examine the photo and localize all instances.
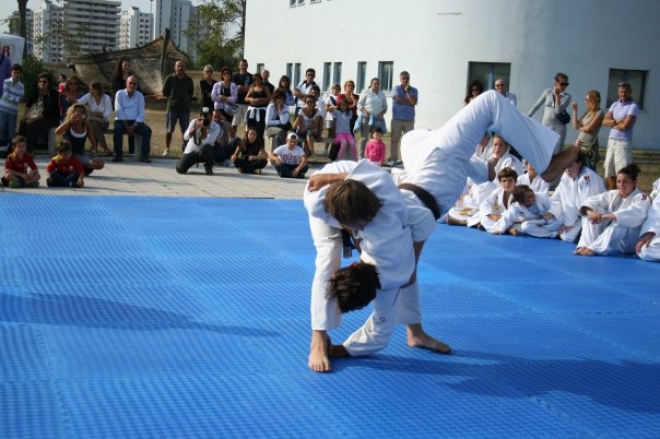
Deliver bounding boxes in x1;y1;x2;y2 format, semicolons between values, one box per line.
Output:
1;0;157;33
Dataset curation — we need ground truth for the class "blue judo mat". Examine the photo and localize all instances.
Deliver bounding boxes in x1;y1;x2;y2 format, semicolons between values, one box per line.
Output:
1;193;659;439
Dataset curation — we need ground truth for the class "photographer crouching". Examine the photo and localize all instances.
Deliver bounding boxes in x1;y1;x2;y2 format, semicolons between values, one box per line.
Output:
176;107;221;175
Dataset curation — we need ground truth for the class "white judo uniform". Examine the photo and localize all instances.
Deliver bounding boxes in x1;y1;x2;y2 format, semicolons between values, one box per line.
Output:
577;188;651;255
479;187;514;233
517;172;551;194
637;178;660;261
494;192;561;237
397;90;560;216
305;160;436;356
550;166;606;243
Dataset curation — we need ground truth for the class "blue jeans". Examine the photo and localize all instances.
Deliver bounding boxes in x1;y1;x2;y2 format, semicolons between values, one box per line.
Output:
113;120;152;159
50;170;80;187
0;110;17;144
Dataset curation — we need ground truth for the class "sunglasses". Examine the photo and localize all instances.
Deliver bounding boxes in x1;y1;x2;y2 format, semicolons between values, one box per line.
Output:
559;82;569;86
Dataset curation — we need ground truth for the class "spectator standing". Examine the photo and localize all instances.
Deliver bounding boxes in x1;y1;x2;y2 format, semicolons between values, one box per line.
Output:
337;79;359;133
261;70;275;95
389;71;418;167
276;75;296;108
211;67;238;122
494;78;517;107
0;63;24;147
0;51;12;96
357;78;387;158
161;60;194;156
232;59;253;132
464;79;484;105
602;81;639;189
571;90;604;171
199;65;216;111
113;76;152;163
528;72;572;153
245;73;271;140
294;68;318;117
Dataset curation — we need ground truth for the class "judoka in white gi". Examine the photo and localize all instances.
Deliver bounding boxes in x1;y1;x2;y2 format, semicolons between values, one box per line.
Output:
305;90;577;372
550;152;606;243
477;168;518;233
636;178;660;261
576;164;651;256
492;185;561;237
517;161;551;194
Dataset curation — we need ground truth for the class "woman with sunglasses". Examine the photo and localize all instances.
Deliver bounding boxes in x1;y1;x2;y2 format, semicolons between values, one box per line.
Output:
58;76;83;122
528;72;572;153
20;73;60;152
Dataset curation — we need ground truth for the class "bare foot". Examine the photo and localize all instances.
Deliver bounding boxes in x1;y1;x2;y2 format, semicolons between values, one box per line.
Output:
574;247;595;257
407;325;451;354
308;331;332;373
541;143;579;182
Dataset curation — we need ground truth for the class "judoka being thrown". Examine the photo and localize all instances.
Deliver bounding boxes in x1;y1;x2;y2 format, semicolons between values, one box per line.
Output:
305;90;578;373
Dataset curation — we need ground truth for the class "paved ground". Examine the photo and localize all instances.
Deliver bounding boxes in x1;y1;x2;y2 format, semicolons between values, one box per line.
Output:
6;155;312;199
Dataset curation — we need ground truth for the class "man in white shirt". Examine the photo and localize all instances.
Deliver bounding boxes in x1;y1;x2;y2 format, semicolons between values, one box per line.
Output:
357;78;388;158
175;107;221;175
113;76;152;163
494;78;517;107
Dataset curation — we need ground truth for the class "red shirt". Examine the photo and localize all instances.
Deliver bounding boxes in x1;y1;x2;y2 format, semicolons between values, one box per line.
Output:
46;155;85;176
5;152;38;173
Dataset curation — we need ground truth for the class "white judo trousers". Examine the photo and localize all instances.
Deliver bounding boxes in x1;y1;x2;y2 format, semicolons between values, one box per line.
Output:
399;90;560;216
637;191;660;261
306;161;427;356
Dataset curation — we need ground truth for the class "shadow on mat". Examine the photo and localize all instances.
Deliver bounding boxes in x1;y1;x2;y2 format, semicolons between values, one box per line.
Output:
330;350;660;415
4;292;279;337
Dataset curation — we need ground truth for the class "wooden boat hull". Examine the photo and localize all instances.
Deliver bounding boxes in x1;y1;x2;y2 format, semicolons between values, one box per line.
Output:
68;30;190;96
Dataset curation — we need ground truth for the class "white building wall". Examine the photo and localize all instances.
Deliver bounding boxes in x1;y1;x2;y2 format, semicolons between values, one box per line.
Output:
154;0;191;54
120;8;153;49
245;0;660;150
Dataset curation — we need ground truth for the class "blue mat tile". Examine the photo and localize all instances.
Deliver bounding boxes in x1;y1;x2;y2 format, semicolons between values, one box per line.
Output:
1;194;660;438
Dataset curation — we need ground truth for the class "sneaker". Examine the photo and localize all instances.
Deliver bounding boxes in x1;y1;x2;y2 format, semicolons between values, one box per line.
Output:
162;148;170;156
223;159;232;167
8;180;22;188
386;160;396;167
205;167;213;175
46;178;54;187
139;157;152;163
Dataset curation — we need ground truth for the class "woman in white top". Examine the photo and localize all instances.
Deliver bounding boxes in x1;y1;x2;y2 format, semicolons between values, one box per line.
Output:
571;90;604;171
77;81;113;156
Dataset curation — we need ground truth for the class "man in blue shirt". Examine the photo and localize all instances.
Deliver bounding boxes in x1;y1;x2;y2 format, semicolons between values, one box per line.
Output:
389;71;418;167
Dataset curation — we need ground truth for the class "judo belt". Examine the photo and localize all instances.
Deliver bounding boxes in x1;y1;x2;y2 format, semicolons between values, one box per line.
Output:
398;183;441;221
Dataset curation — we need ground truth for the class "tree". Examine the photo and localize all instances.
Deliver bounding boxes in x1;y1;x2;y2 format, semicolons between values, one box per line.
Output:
17;0;28;57
184;0;246;69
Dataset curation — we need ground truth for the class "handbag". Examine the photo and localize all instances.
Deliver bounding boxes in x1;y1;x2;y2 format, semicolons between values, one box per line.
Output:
557;110;570;124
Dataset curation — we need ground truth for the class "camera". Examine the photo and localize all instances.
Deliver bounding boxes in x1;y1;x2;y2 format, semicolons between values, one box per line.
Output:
202;118;210;126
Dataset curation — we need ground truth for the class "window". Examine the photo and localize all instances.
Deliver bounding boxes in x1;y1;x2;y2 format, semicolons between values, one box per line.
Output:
293;63;301;86
467;61;511;91
256;63;264;74
298;0;305;5
286;63;293;81
607;69;647;109
378;61;394;91
289;0;295;6
333;62;342;86
356;61;367;92
323;62;331;91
